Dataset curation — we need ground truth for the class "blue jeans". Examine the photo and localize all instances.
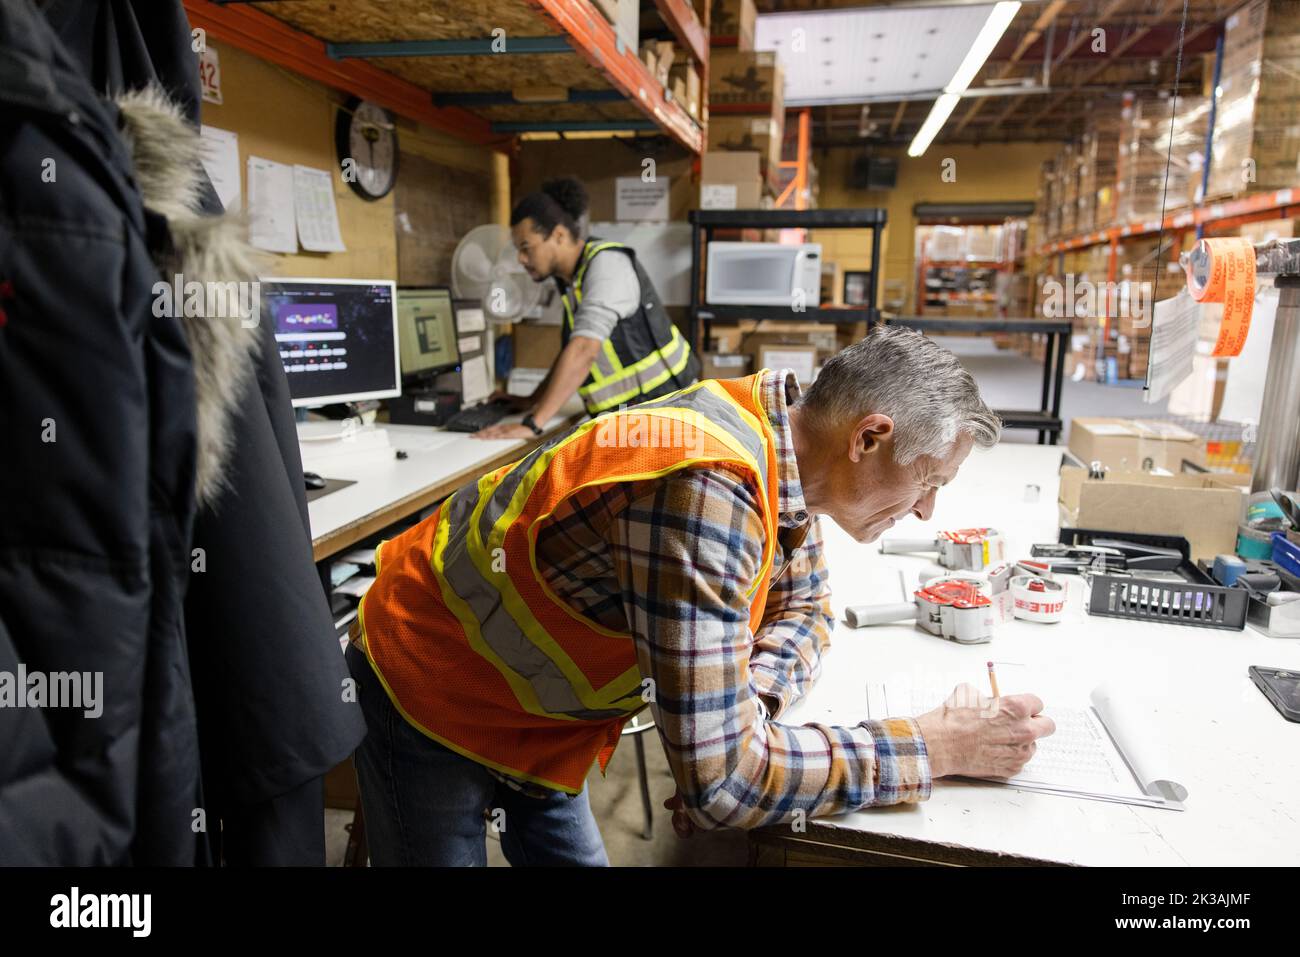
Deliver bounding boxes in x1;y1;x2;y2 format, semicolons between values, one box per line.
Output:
346;643;609;867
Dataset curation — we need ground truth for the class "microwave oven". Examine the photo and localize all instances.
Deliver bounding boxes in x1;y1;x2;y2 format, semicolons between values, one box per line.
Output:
706;242;822;308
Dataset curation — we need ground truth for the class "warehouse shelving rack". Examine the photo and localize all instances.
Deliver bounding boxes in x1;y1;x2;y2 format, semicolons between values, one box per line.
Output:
687;208;887;351
185;0;707;153
1036;189;1300;338
689;209;1068;445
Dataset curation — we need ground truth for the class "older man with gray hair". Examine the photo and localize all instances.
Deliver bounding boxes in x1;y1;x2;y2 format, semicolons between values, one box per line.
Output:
346;325;1055;866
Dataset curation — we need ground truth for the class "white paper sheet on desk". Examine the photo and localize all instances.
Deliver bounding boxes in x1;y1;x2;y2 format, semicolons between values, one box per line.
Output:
859;678;1186;810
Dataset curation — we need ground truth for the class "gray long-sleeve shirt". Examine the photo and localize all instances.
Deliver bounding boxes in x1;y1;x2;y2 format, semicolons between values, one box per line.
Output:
569;249;641;342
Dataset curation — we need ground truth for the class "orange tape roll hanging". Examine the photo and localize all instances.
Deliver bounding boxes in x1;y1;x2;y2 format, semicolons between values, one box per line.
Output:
1184;237;1256;357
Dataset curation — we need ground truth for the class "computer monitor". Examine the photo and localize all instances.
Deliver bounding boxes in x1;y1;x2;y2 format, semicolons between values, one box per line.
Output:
397;287;460;378
263;278;400;408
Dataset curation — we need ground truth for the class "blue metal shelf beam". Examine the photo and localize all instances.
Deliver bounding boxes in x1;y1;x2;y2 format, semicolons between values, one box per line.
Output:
326;37;572;59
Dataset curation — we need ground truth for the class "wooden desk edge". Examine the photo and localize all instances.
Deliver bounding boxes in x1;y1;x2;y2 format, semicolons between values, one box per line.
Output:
311;414;585;563
748;820;1068;867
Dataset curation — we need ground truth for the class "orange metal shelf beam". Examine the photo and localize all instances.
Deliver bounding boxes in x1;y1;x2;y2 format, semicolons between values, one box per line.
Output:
183;0;502;149
525;0;703;153
653;0;709;66
1035;187;1300;255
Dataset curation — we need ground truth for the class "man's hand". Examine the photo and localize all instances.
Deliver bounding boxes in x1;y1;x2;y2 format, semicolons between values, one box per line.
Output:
664;791;696;838
914;683;1056;779
471;422;537;441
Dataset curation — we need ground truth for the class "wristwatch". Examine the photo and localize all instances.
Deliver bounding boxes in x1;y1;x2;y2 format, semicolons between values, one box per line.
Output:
521;413;544;436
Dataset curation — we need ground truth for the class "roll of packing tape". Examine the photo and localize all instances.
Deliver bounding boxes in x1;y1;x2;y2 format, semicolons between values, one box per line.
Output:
928;574;993;597
1184;237;1255;357
1236;523;1274;560
1009;575;1066;623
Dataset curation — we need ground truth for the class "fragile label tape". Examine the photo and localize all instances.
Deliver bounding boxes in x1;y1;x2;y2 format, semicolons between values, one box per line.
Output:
1185;237;1255;358
1010;575;1066;624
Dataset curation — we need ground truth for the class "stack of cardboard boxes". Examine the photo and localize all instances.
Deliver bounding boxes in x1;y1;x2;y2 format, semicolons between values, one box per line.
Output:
638;38;704;123
702;0;783;204
1037;157;1060;241
704;321;837;385
1057;141;1080;239
1076;106;1123;233
698;1;771;212
707;48;784;189
1208;0;1300;199
1115;92;1209;222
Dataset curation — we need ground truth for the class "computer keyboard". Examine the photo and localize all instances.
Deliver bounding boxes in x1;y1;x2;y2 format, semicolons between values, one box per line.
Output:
443;399;513;433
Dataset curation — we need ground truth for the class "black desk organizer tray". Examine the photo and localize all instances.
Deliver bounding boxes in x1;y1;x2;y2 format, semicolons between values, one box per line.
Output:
1058;527;1249;630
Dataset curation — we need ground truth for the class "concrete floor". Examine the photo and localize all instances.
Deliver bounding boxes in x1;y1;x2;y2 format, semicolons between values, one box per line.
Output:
324;336;1163;866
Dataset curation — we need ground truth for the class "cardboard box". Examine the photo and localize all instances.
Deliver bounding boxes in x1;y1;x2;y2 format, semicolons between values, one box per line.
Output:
518;142;697;221
669;59;701;118
512;321;562;369
593;0;639;51
744;323;838;382
700;150;763;209
1058;466;1247;561
709;49;783;117
756;343;818;384
700;352;752;380
711;0;756;50
707;114;783;177
1068;417;1206;472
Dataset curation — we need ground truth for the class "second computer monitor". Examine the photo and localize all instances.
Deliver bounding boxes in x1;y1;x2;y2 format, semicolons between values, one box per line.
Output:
397;287;460;378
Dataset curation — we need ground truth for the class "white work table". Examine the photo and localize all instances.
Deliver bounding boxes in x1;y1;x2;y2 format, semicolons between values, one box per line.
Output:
306;401;585;562
759;443;1300;867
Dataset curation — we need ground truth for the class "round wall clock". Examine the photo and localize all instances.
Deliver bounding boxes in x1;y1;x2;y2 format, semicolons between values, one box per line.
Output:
336;97;399;201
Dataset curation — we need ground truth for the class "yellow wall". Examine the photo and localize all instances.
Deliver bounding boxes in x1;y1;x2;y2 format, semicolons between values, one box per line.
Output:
814;142;1057;312
199;41;500;280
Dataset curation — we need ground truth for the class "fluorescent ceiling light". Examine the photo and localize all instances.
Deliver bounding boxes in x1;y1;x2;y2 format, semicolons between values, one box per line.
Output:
907;0;1020;156
908;92;961;157
946;1;1021;94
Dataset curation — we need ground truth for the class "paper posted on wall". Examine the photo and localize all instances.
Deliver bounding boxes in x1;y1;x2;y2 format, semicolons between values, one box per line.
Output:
293;165;347;253
246;155;297;253
198;125;241;212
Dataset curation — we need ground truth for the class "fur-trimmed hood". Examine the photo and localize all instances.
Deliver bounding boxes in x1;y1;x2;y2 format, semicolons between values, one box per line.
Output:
114;86;263;508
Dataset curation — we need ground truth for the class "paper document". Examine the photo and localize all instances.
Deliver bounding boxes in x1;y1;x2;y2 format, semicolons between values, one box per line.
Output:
293;164;347;253
247;156;297;253
333;575;375;599
1218;286;1279;425
862;679;1186;810
1144;291;1205;403
460;354;492;406
198;125;241;212
456;307;486;333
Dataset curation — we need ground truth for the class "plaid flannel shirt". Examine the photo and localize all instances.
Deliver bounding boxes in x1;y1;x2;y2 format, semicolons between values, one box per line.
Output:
531;370;932;828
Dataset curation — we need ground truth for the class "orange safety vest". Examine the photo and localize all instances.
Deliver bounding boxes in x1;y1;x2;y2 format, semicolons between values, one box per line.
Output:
356;374;781;794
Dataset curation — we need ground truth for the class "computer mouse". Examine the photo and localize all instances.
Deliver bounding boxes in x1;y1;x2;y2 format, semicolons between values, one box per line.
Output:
303;471;327;490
